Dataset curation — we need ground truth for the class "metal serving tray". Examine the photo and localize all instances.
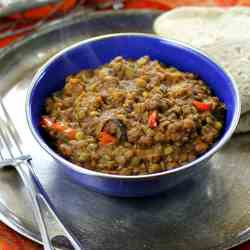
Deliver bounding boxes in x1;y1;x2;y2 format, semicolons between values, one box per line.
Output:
0;10;250;250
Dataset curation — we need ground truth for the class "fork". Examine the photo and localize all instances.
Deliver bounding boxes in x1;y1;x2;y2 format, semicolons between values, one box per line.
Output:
0;98;83;250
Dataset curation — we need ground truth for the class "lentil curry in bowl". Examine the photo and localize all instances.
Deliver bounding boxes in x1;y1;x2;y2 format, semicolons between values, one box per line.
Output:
40;55;225;176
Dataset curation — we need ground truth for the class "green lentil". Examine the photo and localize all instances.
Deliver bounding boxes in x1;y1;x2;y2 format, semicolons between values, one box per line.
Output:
78;152;89;161
130;157;141;166
164;145;173;155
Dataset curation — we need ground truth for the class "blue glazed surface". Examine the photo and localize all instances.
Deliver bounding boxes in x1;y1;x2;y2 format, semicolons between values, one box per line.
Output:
61;159;208;197
26;34;240;197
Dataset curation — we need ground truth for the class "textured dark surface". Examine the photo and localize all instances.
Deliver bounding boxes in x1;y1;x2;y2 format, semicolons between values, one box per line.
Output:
0;10;249;250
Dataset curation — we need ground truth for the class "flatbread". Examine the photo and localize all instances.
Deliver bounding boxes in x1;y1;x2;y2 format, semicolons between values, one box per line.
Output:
154;7;250;133
236;112;250;133
204;39;250;133
154;7;225;47
154;7;250;47
203;39;250;115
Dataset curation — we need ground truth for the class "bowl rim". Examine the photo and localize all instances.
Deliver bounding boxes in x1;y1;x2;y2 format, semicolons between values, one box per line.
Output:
26;32;241;180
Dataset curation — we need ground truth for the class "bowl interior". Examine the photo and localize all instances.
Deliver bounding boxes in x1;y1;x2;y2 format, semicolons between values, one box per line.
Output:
28;34;239;166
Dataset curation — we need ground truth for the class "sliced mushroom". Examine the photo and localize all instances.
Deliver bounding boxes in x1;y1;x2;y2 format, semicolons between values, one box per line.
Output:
102;118;127;142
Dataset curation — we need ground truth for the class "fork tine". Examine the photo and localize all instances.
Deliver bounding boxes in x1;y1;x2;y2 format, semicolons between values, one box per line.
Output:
0;99;27;165
0;99;23;155
0;136;4;160
0;118;14;159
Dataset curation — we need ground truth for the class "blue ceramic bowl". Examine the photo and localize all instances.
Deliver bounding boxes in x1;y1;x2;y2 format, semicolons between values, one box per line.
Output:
26;33;240;197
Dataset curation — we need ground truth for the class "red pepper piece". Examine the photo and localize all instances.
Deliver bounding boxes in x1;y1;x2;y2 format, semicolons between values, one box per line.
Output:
40;116;53;128
41;117;76;140
192;100;211;111
99;131;117;145
52;122;65;132
64;128;76;140
148;111;158;128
